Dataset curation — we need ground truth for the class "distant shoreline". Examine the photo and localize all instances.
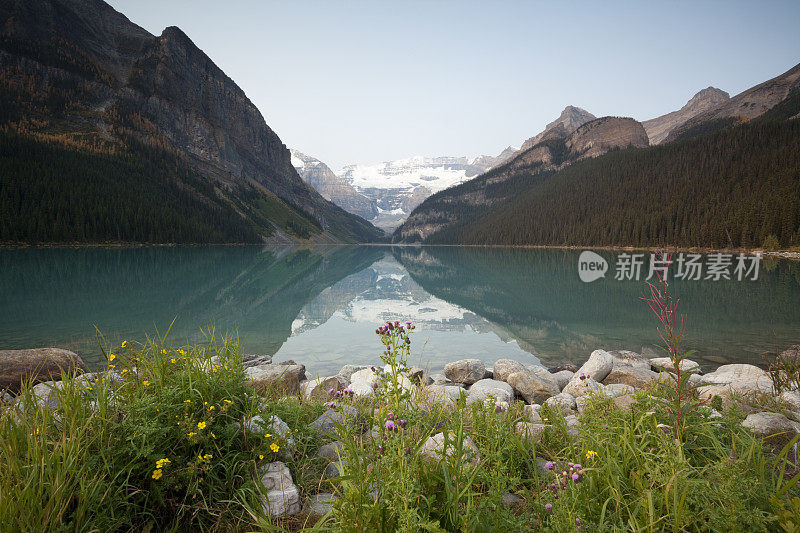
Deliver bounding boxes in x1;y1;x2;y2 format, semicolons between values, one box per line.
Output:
1;241;798;259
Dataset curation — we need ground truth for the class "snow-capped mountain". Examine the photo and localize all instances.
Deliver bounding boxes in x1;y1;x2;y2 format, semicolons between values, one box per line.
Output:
337;151;517;231
290;148;517;232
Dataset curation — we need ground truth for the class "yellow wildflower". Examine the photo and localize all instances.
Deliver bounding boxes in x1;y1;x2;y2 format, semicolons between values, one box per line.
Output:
210;432;216;439
184;399;191;403
270;443;280;453
170;358;176;364
121;341;128;348
151;469;162;480
203;454;212;460
224;399;232;404
86;386;93;391
188;432;197;437
121;368;129;374
259;454;264;460
586;450;598;460
108;353;116;362
155;458;171;468
30;428;40;436
197;421;206;430
161;349;167;355
142;380;150;387
108;364;115;369
208;405;214;411
264;433;272;438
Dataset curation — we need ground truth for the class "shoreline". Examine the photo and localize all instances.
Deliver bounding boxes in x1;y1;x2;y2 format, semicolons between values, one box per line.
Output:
1;241;798;259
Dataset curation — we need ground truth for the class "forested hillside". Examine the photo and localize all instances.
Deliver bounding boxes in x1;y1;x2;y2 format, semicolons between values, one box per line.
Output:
0;0;384;244
426;118;800;249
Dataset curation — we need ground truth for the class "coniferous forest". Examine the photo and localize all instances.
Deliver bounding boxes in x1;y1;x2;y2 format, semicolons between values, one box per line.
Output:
417;117;800;249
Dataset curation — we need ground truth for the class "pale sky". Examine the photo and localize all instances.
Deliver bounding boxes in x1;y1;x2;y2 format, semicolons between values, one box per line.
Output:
107;0;800;170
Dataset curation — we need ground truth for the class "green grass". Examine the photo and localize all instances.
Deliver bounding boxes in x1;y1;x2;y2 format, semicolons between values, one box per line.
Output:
2;331;800;532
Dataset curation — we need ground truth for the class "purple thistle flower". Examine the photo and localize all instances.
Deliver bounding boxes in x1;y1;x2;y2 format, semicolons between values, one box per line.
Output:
399;419;407;427
328;402;336;409
385;420;395;431
545;461;554;470
328;388;334;395
572;473;579;481
545;503;553;513
576;518;581;527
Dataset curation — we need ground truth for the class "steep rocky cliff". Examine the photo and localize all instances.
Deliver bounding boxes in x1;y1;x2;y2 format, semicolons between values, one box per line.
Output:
290;150;378;221
0;0;383;243
643;87;729;144
520;106;596;152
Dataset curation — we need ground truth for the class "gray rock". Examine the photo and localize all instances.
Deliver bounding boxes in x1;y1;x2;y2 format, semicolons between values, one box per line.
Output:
650;357;701;374
612;394;637;411
501;493;523;507
245;363;306;394
603;384;635;398
741;412;800;445
515;422;548;440
483;367;494;380
323;460;346;479
349;367;380;387
548;364;578;373
607;349;651;372
429;373;450;385
306;492;335;518
466;378;514;405
302;375;347;402
310;405;362;437
0;348;86;393
780;390;800;413
259;461;301;516
245;415;295;453
507;371;558;404
1;392;13;405
337;365;368;383
29;380;64;410
551;370;574;391
349;381;375;398
421;384;465;406
420;432;479;463
564;414;581;436
242;353;273;368
575;349;614;383
603;366;657;388
443;359;485;385
562;376;603;397
528;365;561;391
524;403;543;423
317;441;344;460
544;392;577;415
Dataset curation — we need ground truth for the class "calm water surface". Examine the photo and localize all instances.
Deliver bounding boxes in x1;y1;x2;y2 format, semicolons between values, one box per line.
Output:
1;246;798;375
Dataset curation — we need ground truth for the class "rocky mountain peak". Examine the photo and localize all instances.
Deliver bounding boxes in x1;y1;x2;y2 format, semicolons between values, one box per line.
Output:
520;106;596;152
643;86;730;144
686;87;730;109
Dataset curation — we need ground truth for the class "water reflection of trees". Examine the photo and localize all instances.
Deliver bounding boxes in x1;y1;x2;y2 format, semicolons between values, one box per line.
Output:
395;246;800;368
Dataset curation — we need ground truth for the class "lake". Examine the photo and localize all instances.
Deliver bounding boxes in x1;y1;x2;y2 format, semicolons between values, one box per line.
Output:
1;246;798;376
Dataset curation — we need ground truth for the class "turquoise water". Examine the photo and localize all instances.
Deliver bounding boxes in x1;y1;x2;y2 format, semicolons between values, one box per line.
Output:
1;246;798;375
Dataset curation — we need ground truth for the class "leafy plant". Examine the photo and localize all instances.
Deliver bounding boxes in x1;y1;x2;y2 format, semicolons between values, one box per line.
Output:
641;250;707;442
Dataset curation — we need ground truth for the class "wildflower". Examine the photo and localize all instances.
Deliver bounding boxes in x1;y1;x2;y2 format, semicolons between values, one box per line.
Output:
151;469;162;480
155;458;171;468
586;450;598;459
86;386;93;391
30;428;40;436
197;421;206;430
545;503;553;513
121;341;128;348
264;433;272;438
203;454;212;460
384;420;395;431
224;399;231;404
109;353;116;362
545;461;554;470
210;432;216;439
208;405;215;411
259;454;264;460
142;380;150;387
184;399;191;403
121;368;128;374
270;442;280;453
576;518;581;527
188;432;197;437
170;358;176;364
572;473;579;481
161;349;167;355
108;364;115;369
